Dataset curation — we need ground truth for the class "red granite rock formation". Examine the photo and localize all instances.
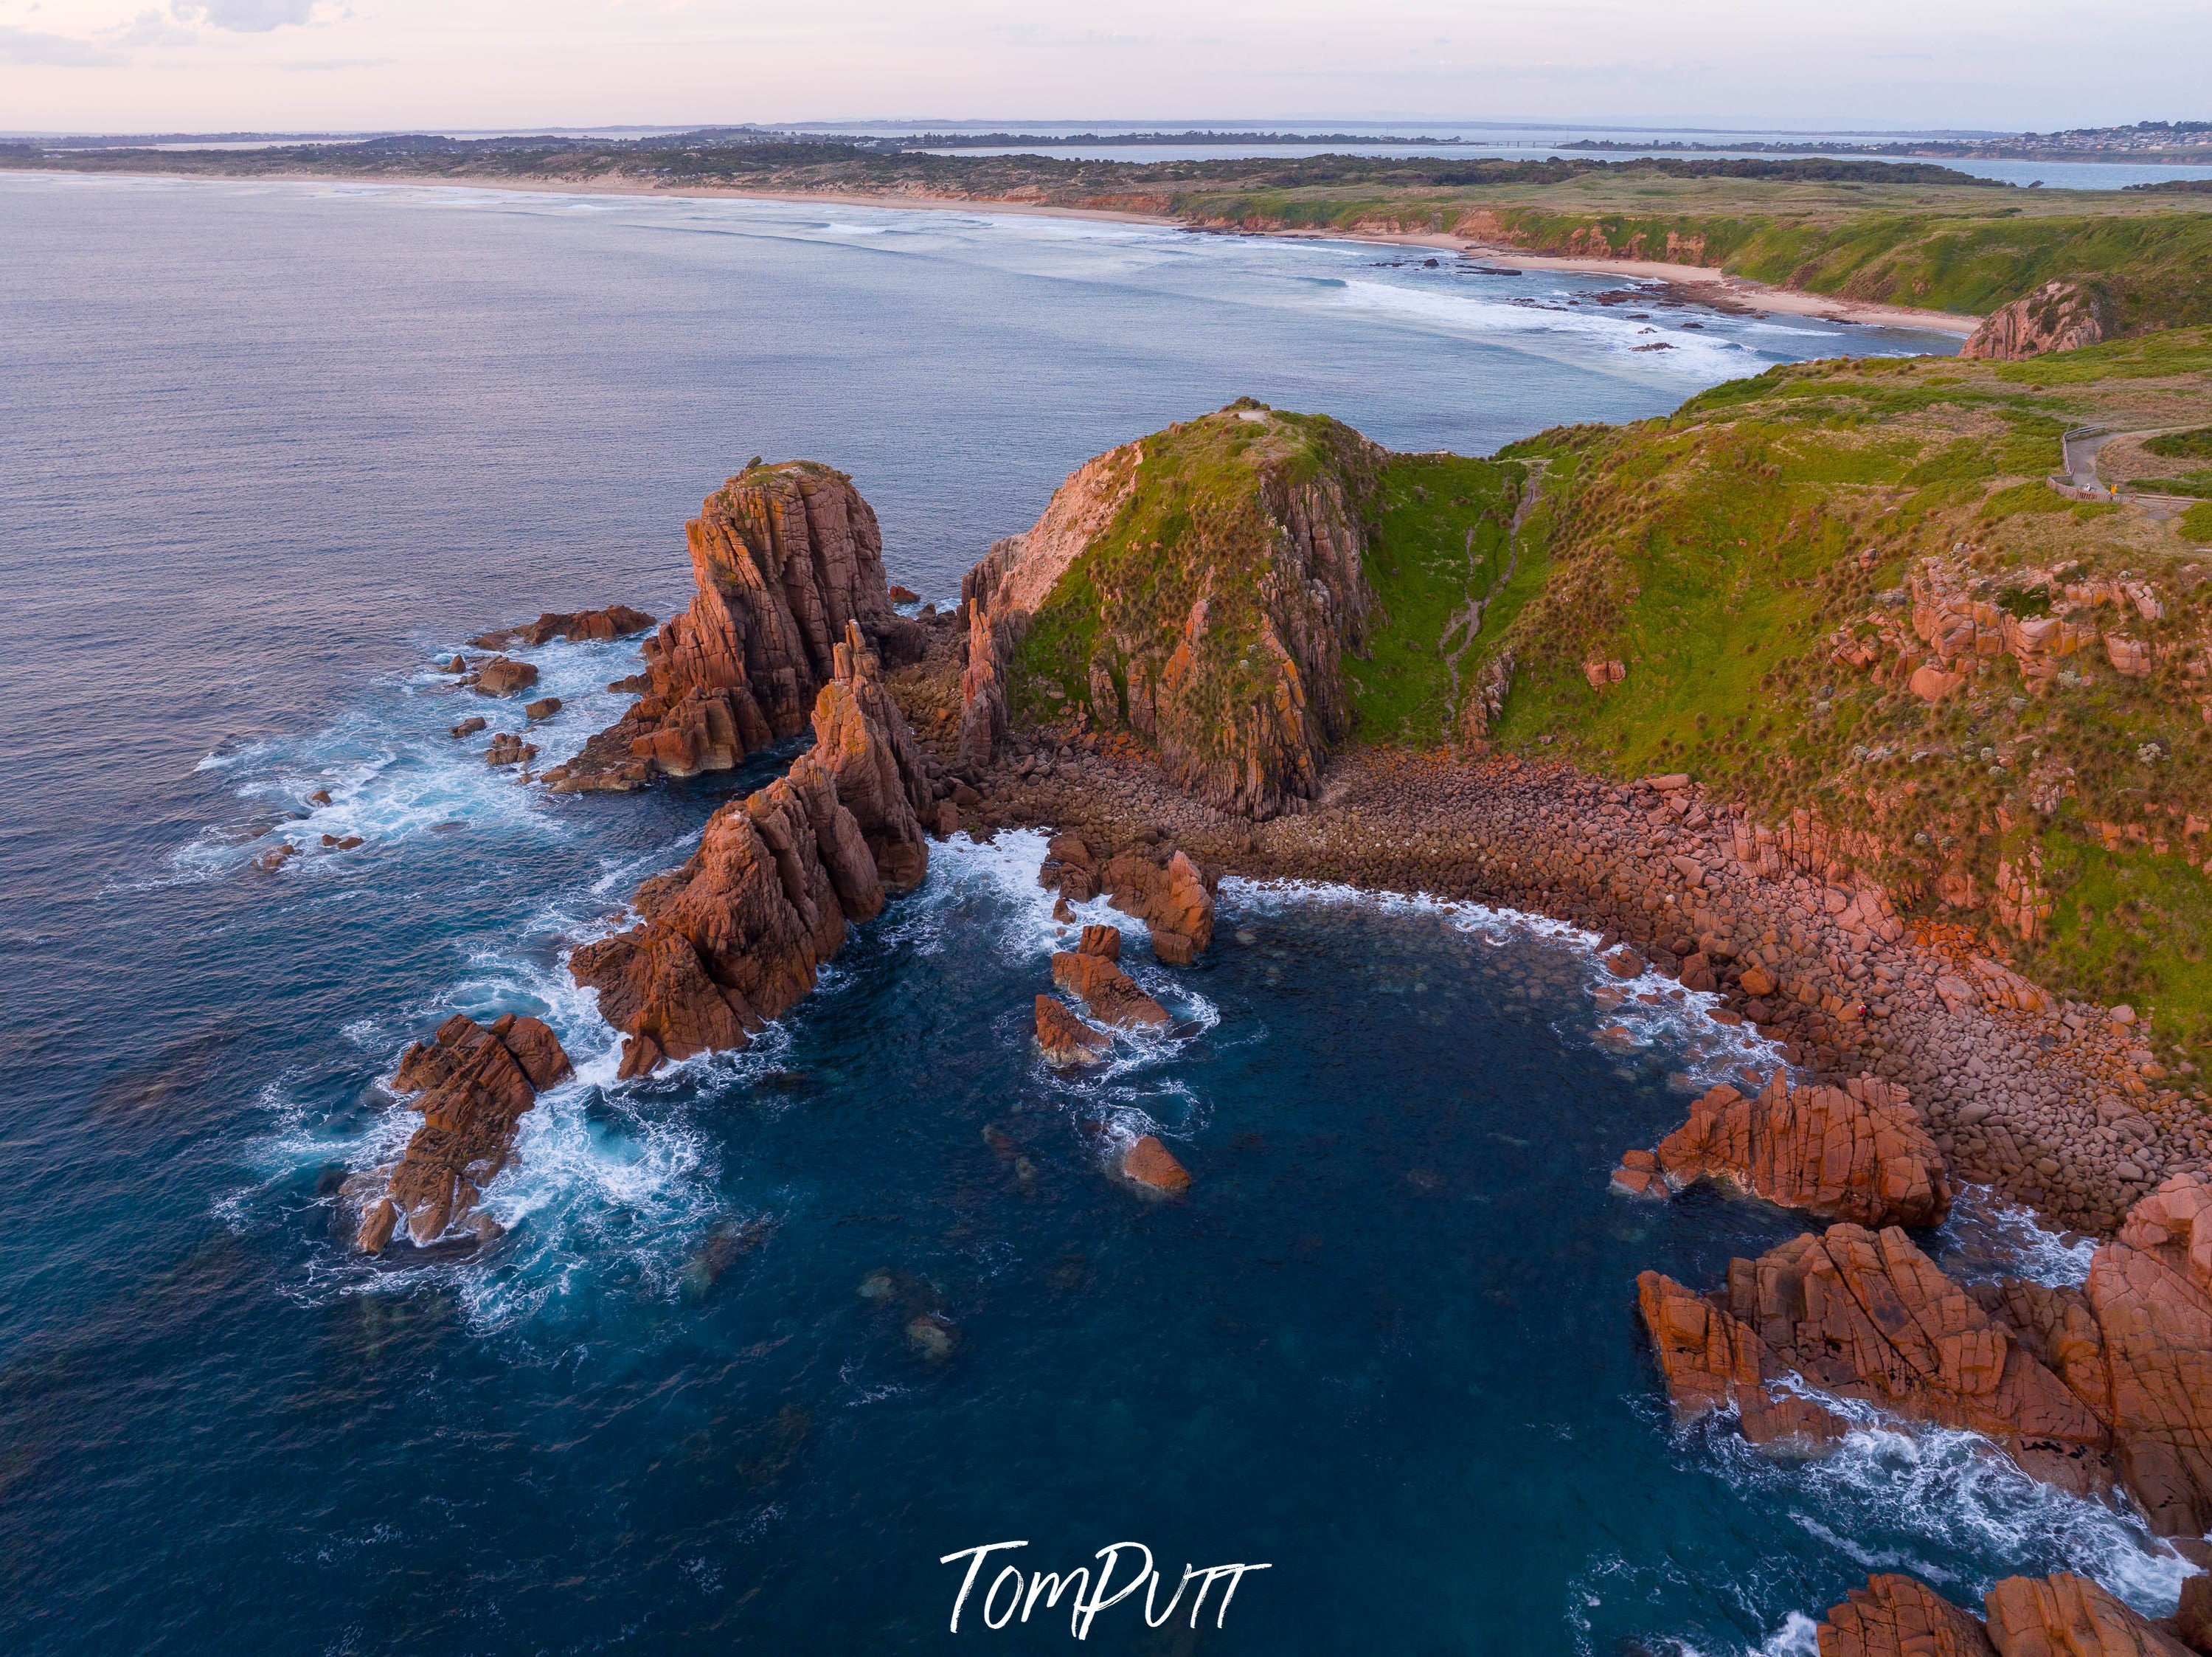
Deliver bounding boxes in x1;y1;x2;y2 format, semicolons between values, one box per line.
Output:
1817;1574;1997;1657
1120;1135;1192;1195
472;604;655;649
1078;923;1121;961
1639;1223;2114;1492
2084;1172;2212;1537
1623;1073;1951;1227
1983;1573;2194;1656
356;1011;573;1252
1815;1573;2193;1657
1035;994;1112;1065
808;622;933;891
569;632;929;1076
472;657;539;696
1960;279;2112;362
957;443;1143;769
547;463;921;792
1100;845;1217;964
1050;950;1169;1028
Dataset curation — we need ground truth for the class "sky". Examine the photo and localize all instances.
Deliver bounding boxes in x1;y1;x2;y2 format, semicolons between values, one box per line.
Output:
1;0;2207;136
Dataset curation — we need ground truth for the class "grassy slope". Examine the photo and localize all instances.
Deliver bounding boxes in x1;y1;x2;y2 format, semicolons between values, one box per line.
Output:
1340;453;1530;744
1168;178;2212;330
1454;330;2212;1064
1007;407;1381;741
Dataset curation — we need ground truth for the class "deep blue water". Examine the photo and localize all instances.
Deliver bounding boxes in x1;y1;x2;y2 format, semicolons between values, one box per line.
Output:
0;173;2188;1654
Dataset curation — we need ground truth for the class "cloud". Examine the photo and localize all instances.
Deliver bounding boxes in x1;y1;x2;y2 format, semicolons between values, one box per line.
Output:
0;25;125;65
170;0;322;32
111;9;201;46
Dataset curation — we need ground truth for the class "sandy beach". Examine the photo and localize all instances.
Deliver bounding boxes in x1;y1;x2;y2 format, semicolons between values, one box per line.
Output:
34;165;1983;336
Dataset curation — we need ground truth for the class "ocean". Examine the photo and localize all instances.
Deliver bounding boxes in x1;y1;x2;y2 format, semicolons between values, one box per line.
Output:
0;171;2188;1654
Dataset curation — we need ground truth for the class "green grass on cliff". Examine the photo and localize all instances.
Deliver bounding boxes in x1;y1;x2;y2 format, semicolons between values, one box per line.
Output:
1471;328;2212;1067
1008;404;1381;749
1341;453;1528;744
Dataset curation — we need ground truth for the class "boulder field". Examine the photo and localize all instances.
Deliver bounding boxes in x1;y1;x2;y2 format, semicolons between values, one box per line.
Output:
569;622;933;1078
1641;1172;2212;1536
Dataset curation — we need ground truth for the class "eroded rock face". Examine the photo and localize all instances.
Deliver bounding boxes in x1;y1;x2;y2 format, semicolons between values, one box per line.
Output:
1639;1223;2113;1492
1817;1573;1997;1657
473;657;539;696
1815;1573;2192;1657
356;1012;573;1251
956;406;1383;817
548;463;920;792
1983;1573;2194;1657
1960;279;2112;362
809;624;933;891
1035;994;1112;1065
1050;950;1168;1028
2087;1172;2212;1536
958;444;1144;769
1627;1073;1951;1228
569;629;929;1077
1100;845;1217;964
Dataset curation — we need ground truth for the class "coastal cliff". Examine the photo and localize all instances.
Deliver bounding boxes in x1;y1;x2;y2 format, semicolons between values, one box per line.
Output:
549;461;920;792
1960;277;2115;360
957;403;1386;817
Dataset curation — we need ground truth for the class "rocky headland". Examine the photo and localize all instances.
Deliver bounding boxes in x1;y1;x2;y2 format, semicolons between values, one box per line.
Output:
350;342;2212;1632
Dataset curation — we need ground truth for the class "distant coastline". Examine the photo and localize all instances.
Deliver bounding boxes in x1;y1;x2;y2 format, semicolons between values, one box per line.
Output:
5;164;1985;335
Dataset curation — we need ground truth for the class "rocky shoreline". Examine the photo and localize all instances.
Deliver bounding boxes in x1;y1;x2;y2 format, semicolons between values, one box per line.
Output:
335;432;2212;1642
887;604;2206;1239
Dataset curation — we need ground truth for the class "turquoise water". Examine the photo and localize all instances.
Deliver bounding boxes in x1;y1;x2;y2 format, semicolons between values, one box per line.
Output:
0;173;2184;1655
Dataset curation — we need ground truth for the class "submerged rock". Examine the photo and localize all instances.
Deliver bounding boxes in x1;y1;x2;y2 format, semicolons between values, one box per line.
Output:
1620;1073;1951;1228
1120;1135;1192;1196
355;1011;572;1252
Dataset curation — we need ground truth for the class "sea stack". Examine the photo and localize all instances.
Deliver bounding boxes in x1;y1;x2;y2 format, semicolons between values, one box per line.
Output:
548;461;923;792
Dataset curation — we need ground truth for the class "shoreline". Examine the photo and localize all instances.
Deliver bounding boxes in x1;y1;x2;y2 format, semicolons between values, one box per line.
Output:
883;621;2201;1239
12;164;1981;336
